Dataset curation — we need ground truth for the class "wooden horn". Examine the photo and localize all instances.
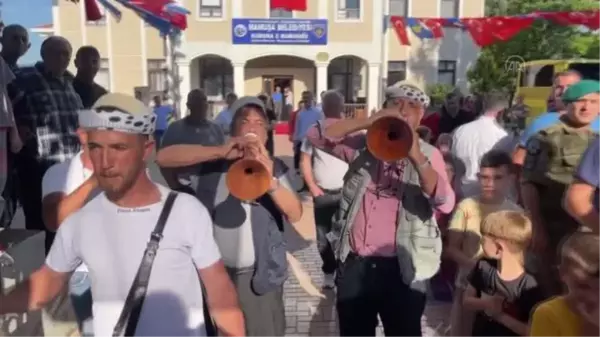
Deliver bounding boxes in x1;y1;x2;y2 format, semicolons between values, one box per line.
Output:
226;134;272;201
366;102;415;162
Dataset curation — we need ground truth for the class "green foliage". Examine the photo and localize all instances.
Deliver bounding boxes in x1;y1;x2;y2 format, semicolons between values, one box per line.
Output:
426;84;454;107
467;0;600;95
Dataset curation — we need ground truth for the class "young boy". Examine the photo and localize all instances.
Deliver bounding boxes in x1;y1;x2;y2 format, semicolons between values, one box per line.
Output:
464;210;544;336
446;150;522;335
530;232;599;336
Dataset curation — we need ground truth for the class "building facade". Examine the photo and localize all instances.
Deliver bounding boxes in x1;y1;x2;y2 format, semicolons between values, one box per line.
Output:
35;0;484;116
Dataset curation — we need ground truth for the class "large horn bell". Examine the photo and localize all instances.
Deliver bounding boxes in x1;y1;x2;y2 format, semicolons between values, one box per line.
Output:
226;158;271;201
226;133;272;201
366;116;414;162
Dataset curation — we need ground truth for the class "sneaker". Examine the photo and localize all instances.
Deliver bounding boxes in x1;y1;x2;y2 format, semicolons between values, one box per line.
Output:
323;273;335;289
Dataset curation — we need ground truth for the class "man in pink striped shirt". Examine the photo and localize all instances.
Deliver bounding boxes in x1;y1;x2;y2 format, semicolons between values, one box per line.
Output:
306;85;455;336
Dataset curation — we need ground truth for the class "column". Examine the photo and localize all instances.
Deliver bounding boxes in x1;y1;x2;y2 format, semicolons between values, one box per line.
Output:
233;62;245;96
367;63;381;114
176;60;191;119
315;62;328;97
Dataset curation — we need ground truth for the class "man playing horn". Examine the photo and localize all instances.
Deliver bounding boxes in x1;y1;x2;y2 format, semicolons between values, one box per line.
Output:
306;85;455;336
156;96;303;336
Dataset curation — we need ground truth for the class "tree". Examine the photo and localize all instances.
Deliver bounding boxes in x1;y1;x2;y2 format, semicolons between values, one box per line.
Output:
467;0;599;94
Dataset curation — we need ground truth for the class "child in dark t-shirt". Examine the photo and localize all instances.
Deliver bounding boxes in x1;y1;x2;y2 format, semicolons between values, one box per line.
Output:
463;210;545;336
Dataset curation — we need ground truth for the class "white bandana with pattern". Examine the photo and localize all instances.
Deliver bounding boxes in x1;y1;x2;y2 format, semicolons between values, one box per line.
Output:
396;85;431;108
78;107;157;134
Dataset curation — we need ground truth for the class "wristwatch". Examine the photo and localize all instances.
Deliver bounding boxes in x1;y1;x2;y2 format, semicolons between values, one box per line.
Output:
267;177;280;194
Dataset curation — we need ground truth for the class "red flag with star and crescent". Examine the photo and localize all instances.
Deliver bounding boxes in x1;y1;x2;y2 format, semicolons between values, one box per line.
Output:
390;16;410;45
539;10;600;30
131;0;187;30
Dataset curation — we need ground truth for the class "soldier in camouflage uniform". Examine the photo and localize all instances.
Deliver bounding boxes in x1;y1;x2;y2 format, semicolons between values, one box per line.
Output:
521;80;600;296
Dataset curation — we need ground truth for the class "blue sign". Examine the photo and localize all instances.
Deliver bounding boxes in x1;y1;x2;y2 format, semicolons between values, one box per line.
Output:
232;18;328;45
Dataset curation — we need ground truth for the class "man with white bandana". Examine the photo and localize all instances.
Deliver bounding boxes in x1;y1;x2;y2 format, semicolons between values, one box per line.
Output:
306;84;455;336
0;93;245;336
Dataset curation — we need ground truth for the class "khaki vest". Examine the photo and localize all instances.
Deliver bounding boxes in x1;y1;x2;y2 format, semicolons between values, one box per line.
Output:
326;140;442;288
524;122;598;218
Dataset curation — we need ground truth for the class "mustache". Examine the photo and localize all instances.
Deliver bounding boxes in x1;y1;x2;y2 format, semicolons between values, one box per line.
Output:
99;172;120;178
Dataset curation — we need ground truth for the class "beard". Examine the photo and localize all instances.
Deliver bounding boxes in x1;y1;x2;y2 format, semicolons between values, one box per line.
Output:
98;164;145;201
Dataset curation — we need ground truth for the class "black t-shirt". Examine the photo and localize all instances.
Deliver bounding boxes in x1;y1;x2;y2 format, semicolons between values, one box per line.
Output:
72;78;108;108
468;258;544;336
438;107;475;134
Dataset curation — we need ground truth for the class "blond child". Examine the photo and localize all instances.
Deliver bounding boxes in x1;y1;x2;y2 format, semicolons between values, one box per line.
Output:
530;232;599;336
463;211;544;336
445;150;521;335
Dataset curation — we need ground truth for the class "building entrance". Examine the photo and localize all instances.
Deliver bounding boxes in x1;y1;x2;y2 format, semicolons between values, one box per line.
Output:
262;75;293;94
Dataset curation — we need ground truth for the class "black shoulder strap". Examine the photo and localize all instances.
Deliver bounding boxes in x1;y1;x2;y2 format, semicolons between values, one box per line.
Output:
315;120;324;139
112;191;178;337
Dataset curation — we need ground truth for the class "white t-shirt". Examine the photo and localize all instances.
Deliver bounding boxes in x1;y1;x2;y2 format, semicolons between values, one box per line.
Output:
41;151;94;272
46;184;220;336
300;138;348;190
451;116;513;198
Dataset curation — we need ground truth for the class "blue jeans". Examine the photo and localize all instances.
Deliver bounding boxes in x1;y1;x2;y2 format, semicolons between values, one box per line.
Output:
69;272;94;336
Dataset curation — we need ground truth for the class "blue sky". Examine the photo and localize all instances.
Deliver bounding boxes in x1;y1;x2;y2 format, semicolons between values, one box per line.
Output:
3;0;52;65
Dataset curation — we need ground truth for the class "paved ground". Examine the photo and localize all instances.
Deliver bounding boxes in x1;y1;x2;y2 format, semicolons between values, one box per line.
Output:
9;135;451;336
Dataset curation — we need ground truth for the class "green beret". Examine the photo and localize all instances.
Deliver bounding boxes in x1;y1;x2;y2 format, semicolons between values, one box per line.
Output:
562;80;600;103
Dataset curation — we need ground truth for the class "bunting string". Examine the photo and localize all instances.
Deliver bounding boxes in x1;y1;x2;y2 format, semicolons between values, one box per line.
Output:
390;10;599;47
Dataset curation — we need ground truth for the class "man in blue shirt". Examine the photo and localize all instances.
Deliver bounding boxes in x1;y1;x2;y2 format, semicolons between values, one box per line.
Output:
152;95;174;149
272;86;283;119
293;91;323;187
213;92;238;136
513;70;600;167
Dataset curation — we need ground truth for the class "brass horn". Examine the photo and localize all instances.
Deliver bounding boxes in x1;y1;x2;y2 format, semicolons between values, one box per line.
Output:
366;116;414;162
226;134;272;201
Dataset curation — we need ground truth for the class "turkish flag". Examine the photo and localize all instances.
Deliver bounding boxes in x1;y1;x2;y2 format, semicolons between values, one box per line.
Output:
488;16;534;42
421;18;445;38
270;0;307;11
541;10;600;30
84;0;103;21
462;18;495;47
390;16;410;45
131;0;187;30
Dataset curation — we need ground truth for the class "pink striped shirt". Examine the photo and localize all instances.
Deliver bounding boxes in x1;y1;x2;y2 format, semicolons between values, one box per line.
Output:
306;120;455;257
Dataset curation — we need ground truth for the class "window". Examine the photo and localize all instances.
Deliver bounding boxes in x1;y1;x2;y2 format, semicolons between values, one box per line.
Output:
440;0;459;18
328;57;355;102
199;0;223;18
86;0;106;25
96;59;111;90
199;57;233;99
270;8;293;18
337;0;361;20
387;61;406;86
147;59;168;98
389;0;407;16
438;60;456;85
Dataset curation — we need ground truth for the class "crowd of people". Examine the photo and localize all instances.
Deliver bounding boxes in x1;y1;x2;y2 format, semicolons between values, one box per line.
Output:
0;26;598;337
